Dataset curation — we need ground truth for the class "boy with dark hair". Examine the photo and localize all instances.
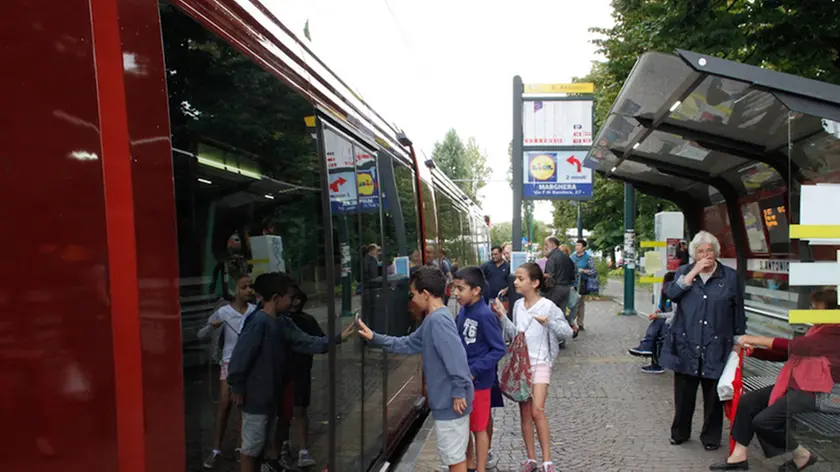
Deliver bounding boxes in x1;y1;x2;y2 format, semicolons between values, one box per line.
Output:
357;266;474;472
228;272;355;472
452;267;506;472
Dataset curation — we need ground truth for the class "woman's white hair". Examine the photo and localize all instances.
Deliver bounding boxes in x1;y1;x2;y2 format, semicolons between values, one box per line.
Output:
689;230;720;258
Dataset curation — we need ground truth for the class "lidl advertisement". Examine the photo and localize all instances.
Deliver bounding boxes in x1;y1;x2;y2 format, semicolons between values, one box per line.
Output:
522;151;592;199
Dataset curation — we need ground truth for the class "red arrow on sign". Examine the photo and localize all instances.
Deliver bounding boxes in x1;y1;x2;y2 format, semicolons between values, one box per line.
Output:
566;155;582;172
329;176;347;193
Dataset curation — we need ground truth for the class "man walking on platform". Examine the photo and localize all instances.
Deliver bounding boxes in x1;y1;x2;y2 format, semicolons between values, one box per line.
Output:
571;239;594;331
481;246;509;305
542;236;575;315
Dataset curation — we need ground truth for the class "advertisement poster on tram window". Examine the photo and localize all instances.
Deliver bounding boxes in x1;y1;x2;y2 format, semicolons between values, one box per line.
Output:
325;129;358;214
522;151;593;199
522;100;593;146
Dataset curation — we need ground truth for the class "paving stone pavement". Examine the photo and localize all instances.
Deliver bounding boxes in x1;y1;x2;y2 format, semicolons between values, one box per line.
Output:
410;296;838;472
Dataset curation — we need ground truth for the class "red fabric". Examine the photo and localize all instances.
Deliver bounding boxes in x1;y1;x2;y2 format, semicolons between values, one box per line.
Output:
724;349;745;455
469;388;492;432
768;325;840;405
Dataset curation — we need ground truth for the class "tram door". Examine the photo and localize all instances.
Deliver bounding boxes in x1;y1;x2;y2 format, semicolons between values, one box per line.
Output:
321;123;386;471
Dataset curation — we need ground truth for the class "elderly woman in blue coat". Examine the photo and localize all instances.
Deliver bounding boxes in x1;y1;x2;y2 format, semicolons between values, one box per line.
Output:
660;231;745;451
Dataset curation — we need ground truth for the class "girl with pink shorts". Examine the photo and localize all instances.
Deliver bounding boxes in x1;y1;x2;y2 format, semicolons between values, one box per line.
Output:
493;262;573;472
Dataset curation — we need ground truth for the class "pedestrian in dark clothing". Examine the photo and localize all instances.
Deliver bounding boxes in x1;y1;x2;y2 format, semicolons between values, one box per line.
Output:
481;246;510;301
542;236;576;315
659;231;745;451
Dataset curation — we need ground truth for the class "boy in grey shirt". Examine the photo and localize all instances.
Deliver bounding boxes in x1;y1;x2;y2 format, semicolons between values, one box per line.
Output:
357;266;474;472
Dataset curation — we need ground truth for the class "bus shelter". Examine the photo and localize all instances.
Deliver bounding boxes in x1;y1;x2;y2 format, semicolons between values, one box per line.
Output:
585;49;840;458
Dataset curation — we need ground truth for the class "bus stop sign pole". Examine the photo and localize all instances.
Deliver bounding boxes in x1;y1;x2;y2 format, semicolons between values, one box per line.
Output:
622;182;637;316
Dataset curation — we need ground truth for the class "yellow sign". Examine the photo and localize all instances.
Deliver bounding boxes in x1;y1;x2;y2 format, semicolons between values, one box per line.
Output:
640;276;664;284
790;225;840;239
788;309;840;324
529;154;556;181
524;83;595;94
357;173;375;195
640;241;667;248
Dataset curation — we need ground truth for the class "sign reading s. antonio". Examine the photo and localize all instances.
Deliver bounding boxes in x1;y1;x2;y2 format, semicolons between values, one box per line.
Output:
522;151;592;199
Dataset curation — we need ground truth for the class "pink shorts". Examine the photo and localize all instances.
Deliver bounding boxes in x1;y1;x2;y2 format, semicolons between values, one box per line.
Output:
220;362;229;380
532;364;551;384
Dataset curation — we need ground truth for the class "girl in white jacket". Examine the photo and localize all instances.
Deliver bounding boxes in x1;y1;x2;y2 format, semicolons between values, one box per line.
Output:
493;262;573;472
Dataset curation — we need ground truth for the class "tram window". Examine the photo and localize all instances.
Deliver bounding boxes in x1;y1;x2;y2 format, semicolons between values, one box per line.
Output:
160;4;331;470
437;192;465;270
758;194;789;254
379;156;424;444
419;180;437;262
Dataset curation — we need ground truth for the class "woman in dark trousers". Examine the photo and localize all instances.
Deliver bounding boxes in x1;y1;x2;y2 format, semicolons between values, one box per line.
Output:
709;289;840;471
660;231;746;451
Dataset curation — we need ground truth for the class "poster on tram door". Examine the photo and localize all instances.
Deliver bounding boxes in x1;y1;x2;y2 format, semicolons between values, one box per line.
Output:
666;238;681;271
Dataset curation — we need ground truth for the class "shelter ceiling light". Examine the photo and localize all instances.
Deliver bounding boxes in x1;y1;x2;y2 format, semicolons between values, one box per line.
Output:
198;178;212;184
669;101;682;112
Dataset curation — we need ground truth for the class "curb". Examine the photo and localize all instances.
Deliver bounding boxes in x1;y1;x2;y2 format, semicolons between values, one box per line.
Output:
391;414;434;472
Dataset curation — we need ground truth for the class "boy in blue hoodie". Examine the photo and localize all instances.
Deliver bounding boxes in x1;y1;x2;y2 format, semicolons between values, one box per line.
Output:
357;266;474;472
452;267;507;472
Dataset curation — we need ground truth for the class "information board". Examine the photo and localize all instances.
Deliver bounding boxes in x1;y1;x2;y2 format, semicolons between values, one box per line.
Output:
523;100;592;146
522;151;593;199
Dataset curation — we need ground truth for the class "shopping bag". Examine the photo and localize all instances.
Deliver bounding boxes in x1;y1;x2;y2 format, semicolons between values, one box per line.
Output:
499;332;533;403
717;350;741;401
723;349;745;455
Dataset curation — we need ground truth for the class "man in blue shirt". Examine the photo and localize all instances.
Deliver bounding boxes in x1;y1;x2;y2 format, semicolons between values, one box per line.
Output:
481;246;509;303
570;239;594;331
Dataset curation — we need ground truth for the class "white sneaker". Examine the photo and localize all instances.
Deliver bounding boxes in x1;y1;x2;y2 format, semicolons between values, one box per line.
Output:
203;450;221;469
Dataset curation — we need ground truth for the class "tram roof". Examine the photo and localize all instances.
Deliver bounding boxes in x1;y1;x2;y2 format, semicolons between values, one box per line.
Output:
585;50;840;205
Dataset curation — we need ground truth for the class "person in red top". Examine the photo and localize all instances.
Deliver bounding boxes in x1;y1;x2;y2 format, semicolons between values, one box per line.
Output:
709;288;840;472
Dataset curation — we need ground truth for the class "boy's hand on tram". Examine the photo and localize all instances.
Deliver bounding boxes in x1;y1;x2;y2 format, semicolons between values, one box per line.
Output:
453;397;467;415
357;318;374;341
340;321;356;341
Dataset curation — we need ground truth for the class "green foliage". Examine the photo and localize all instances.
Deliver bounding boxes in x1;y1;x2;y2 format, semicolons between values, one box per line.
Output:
554;0;840;255
431;129;489;202
594;257;610;289
490;220;552;248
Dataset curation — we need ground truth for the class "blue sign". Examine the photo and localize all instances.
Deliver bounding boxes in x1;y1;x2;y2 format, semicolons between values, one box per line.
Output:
522;151;592;200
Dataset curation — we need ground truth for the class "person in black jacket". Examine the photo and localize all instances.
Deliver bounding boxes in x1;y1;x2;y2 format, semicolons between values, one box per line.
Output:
659;232;745;451
542;236;576;315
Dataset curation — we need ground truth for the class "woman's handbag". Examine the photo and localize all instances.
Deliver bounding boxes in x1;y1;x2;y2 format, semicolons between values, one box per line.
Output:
816;384;840;414
499;331;533;403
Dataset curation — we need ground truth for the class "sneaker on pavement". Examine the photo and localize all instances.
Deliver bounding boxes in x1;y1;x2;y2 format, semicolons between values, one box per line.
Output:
487;450;499;470
518;460;539;472
543;463;557;472
641;364;665;374
297;449;316;467
203;450;222;469
629;346;653;357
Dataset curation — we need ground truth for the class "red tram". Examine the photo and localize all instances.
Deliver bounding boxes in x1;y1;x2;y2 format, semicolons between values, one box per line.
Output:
2;1;489;471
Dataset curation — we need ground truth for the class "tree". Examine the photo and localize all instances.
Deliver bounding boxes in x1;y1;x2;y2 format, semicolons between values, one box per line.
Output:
431;129;488;202
557;0;840;253
490;220;553;249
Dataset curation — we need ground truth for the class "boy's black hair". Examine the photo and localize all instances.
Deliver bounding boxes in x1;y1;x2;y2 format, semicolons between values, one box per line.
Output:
576;239;588;247
491;245;502;253
409;266;447;299
254;272;295;300
453;266;487;295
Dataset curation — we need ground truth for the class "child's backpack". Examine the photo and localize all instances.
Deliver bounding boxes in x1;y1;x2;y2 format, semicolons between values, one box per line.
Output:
499;330;533;403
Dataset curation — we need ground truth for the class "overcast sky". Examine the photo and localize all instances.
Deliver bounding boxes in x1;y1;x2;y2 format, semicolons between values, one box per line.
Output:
267;0;614;225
